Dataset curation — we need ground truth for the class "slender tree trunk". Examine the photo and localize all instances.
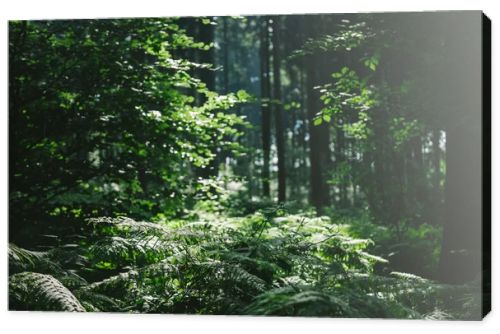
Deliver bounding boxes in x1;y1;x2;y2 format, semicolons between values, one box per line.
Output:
299;63;308;192
431;128;443;225
306;60;331;213
260;17;271;198
432;129;441;193
304;18;330;213
335;121;348;208
371;108;389;225
222;17;229;94
350;141;358;207
391;145;405;239
288;63;299;199
413;135;425;204
272;17;286;202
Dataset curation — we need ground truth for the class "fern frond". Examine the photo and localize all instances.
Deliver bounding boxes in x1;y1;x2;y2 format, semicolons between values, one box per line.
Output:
217;262;268;293
9;272;85;312
244;286;353;317
79;269;140;296
424;308;453;320
9;243;48;274
8;243;73;277
87;217;171;237
75;289;122;312
390;271;428;282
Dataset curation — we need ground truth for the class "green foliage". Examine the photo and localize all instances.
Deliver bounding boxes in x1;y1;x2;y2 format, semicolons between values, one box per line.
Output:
290;20;370;58
9;272;85;312
310;17;440;230
9;18;247;237
390;117;423;150
363;52;380;71
8;210;479;318
316;67;377;139
9;243;48;274
8;14;479;320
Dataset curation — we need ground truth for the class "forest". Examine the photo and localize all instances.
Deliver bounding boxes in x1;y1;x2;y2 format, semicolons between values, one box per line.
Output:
8;12;488;319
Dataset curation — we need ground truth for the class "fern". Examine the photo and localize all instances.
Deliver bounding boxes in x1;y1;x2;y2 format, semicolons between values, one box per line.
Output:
9;272;85;312
9;243;52;274
8;213;481;318
391;271;428;282
9;243;88;289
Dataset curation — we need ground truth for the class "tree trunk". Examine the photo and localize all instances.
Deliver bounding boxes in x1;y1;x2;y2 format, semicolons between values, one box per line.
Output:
222;17;229;94
260;17;271;198
431;128;443;225
272;17;286;202
306;61;330;213
335;121;348;208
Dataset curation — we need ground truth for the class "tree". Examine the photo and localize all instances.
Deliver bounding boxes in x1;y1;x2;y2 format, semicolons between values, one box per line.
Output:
304;17;331;214
271;17;286;202
9;18;246;244
259;17;271;198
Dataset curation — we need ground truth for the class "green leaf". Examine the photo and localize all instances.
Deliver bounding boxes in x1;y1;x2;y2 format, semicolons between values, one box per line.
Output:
236;90;250;101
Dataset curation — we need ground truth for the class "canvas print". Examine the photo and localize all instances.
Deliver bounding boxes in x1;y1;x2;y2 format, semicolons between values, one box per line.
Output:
8;11;490;319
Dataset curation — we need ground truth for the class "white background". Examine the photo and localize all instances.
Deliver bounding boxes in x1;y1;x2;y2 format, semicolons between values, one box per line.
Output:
0;1;497;333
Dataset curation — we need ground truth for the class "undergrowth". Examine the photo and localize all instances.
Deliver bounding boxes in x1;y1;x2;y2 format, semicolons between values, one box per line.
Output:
9;207;480;319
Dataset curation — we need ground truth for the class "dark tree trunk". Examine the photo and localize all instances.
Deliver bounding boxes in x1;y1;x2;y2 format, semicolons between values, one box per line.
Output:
299;62;308;191
412;135;426;204
304;17;330;214
272;17;286;202
391;145;405;239
350;140;358;207
306;61;330;213
335;122;348;208
260;17;271;198
288;63;299;199
222;17;229;94
372;111;385;220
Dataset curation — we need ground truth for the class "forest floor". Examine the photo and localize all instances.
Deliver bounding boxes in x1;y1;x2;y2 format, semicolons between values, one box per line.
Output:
8;202;483;319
